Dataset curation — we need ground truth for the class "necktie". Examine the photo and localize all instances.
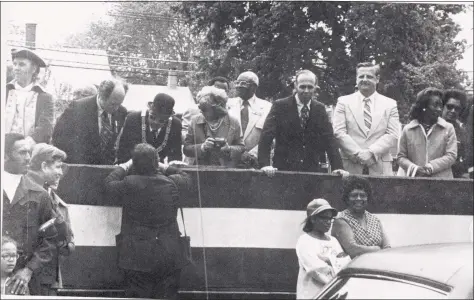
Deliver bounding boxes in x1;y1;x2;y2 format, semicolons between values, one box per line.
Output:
363;98;372;133
100;112;115;163
301;104;310;129
241;100;250;134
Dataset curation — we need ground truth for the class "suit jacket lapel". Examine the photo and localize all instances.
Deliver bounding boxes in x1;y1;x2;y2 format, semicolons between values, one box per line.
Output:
348;93;367;136
89;96;101;143
243;101;262;140
367;93;384;137
288;96;303;135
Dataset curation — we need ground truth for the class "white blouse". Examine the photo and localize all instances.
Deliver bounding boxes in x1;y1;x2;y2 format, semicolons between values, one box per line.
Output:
296;233;350;299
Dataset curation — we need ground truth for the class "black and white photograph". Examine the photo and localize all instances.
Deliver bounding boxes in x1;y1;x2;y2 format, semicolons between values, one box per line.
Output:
1;1;473;299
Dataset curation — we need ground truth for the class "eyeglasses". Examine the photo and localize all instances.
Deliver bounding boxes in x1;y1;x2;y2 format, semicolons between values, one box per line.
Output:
234;80;253;87
1;253;19;261
446;104;462;112
315;216;335;221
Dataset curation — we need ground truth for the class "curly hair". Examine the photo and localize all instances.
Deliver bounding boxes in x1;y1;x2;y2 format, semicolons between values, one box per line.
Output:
409;87;444;123
2;236;18;249
4;133;26;158
197;85;228;118
443;89;467;114
341;175;373;206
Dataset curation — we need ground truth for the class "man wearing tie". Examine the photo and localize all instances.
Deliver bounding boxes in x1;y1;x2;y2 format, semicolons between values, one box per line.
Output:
116;93;183;164
333;62;400;175
258;70;345;176
52;78;128;165
227;71;271;168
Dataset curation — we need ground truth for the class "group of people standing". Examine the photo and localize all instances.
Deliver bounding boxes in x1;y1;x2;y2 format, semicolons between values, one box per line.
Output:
2;46;473;299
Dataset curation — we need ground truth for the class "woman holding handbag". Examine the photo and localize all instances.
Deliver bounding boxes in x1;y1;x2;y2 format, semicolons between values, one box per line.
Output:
105;143;191;299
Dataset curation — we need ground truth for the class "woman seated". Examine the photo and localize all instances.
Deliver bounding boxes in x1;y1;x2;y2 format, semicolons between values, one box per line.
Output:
183;86;244;167
397;87;457;178
331;176;390;259
296;198;350;299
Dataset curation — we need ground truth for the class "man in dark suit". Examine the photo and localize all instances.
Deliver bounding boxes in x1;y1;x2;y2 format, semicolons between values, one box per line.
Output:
52;78;128;165
116;93;182;164
258;70;346;176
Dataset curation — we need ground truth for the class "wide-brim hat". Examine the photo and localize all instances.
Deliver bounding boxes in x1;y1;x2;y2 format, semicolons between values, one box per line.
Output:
306;198;337;217
11;48;46;68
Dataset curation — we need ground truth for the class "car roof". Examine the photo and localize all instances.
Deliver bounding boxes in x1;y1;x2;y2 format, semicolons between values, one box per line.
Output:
341;243;473;288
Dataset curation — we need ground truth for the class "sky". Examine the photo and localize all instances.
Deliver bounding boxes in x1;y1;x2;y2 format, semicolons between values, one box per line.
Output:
1;1;474;71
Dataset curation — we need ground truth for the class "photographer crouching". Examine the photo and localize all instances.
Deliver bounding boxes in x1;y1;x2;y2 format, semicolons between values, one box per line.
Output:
105;143;191;299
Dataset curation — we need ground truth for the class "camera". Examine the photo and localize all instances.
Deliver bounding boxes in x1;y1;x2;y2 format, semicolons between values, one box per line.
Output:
213;138;226;148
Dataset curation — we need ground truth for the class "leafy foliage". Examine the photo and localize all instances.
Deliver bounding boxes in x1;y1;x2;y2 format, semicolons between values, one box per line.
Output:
180;2;468;122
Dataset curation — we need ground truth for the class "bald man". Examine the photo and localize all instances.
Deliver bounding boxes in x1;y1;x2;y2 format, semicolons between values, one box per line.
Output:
227;71;272;167
52;78;128;164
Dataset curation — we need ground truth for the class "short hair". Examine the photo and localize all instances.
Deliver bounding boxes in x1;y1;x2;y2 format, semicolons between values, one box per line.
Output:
197;85;228;107
132;143;157;175
151;93;175;116
72;83;98;100
238;71;259;86
98;78;128;101
409;87;444;122
5;133;26;158
356;62;381;77
29;143;67;171
208;76;230;89
341;176;373;206
2;236;18;248
443;89;467;113
295;69;318;85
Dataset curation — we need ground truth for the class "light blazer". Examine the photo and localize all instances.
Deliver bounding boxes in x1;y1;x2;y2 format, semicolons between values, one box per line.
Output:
226;96;272;157
333;91;400;175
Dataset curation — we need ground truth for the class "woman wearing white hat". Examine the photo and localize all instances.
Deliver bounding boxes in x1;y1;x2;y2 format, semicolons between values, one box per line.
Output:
296;198;350;299
5;48;54;144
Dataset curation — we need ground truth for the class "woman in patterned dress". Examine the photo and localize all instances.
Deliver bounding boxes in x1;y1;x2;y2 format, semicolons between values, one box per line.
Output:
331;176;390;259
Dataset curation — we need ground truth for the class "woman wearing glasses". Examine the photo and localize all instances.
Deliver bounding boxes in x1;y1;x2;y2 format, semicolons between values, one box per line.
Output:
296;198;350;299
183;86;244;167
397;88;457;178
331;176;390;259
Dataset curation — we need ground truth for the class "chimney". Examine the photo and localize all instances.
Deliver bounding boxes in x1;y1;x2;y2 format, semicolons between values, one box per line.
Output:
25;23;37;50
167;69;178;88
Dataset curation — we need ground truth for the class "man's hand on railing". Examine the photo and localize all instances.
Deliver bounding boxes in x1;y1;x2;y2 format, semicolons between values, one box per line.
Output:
332;169;349;176
261;166;278;177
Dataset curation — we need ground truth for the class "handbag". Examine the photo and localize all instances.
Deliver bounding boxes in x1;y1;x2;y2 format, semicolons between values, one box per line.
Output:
179;207;192;266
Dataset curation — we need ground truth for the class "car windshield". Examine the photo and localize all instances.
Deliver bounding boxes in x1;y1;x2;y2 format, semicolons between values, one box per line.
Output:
318;276;447;299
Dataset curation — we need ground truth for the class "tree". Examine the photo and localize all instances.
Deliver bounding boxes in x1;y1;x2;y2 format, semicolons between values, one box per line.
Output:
180;2;468;122
63;2;210;94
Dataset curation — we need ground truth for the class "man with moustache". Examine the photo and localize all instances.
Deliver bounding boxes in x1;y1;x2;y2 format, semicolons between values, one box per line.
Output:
227;71;271;168
333;62;400;175
2;135;57;296
258;70;345;176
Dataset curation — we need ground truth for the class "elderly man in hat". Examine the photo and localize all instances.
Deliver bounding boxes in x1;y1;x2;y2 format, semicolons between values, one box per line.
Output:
116;93;183;164
5;48;54;144
227;71;272;168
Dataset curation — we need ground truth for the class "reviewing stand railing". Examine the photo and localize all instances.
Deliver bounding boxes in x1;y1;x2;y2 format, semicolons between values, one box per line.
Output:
56;165;473;298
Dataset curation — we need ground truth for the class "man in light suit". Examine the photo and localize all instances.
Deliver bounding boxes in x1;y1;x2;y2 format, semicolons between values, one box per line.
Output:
333;62;400;175
227;71;271;168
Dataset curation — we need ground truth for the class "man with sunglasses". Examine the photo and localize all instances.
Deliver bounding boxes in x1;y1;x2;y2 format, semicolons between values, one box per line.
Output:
441;89;468;178
258;70;345;176
227;71;271;168
117;93;183;164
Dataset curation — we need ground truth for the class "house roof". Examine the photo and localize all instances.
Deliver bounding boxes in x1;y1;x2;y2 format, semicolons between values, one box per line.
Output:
122;84;196;115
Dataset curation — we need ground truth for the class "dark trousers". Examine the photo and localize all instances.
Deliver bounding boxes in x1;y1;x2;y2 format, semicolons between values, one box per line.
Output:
124;269;181;300
28;275;56;296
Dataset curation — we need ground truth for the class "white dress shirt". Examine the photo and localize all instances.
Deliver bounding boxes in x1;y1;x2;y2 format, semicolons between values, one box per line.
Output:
3;171;23;203
240;95;257;112
10;82;37;135
358;91;375;114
